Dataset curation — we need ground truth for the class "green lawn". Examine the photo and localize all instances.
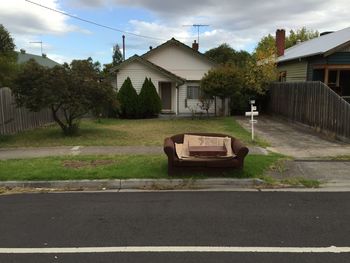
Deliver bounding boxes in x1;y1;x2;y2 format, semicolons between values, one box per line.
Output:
0;117;268;147
0;154;281;181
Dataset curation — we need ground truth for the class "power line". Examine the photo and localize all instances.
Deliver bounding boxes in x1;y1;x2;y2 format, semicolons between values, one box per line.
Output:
25;0;166;41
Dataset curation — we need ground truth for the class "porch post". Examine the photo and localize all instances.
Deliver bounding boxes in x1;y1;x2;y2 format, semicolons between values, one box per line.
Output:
324;66;329;85
175;85;178;115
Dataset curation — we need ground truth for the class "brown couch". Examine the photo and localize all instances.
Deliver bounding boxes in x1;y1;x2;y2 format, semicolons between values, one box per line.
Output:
163;133;249;175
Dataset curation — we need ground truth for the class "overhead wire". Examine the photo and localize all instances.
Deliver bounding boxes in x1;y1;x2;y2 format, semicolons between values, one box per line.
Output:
25;0;168;41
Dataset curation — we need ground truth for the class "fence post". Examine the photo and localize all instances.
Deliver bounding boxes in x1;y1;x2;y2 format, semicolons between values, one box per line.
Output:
0;88;6;135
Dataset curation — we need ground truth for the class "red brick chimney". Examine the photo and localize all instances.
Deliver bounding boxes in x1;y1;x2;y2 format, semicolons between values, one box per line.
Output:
192;40;199;51
276;29;286;57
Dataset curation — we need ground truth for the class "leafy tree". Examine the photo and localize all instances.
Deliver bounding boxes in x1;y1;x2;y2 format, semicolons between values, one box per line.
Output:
201;65;243;116
205;43;251;68
245;42;277;95
117;77;139;118
112;44;123;66
0;24;17;86
197;93;213;117
138;78;161;118
12;58;116;135
255;34;276;55
100;44;123;86
285;27;319;48
102;63;114;76
256;27;319;53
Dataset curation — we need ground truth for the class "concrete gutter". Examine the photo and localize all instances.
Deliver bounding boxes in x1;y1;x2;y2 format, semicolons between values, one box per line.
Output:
1;178;350;192
0;178;264;191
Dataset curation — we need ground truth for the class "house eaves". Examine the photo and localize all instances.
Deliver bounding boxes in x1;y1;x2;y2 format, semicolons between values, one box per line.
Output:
113;55;186;84
277;27;350;64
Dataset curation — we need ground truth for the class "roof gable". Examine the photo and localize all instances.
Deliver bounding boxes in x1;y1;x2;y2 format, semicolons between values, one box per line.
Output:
278;27;350;63
114;55;185;83
140;38;216;80
142;38;216;66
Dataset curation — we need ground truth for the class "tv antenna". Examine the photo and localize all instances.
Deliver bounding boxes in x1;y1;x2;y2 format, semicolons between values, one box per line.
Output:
29;41;43;54
182;24;209;44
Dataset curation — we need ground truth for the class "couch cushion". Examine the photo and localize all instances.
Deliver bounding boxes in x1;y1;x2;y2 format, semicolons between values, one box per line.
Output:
182;134;234;158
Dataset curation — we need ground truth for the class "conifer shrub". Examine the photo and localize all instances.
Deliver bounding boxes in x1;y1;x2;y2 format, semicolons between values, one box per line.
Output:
117;77;139;118
138;78;161;118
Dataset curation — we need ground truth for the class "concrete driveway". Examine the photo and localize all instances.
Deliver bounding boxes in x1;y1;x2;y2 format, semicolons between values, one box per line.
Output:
235;115;350;186
235;115;350;158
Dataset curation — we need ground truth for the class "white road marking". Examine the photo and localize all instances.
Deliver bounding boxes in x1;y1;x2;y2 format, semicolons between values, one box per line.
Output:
0;246;349;254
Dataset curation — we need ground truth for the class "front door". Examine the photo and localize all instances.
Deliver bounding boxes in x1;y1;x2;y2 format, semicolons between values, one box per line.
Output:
160;82;172;110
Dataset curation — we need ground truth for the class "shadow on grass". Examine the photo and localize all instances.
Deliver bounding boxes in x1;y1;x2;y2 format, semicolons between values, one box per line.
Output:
0;123;129;147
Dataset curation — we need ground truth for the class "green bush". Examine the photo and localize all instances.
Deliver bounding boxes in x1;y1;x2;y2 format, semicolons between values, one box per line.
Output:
93;91;120;119
138;78;161;118
117;77;139;118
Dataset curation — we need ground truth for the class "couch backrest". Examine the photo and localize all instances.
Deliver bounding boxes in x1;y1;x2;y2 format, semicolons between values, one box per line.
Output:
170;133;236;144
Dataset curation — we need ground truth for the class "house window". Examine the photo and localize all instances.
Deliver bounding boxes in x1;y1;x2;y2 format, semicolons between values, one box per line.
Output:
187;85;201;99
279;71;287;82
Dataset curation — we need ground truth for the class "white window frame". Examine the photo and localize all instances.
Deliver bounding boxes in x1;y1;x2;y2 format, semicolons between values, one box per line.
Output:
187;85;201;99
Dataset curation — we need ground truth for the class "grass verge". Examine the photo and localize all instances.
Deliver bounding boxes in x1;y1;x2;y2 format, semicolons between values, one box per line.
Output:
329;155;350;161
258;176;320;188
0;117;267;148
281;178;320;188
0;154;281;181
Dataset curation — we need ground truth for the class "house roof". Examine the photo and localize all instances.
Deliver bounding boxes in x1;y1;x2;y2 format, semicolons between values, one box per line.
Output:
142;38;217;66
16;52;60;68
277;27;350;63
113;55;186;84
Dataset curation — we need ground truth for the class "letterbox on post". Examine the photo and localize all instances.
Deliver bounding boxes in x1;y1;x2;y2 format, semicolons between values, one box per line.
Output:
245;100;259;141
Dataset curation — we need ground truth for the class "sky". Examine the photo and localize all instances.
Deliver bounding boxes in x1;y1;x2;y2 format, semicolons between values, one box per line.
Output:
1;0;350;65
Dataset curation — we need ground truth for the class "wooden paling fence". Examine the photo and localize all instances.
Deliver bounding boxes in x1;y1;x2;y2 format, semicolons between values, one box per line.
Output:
0;87;54;135
269;81;350;140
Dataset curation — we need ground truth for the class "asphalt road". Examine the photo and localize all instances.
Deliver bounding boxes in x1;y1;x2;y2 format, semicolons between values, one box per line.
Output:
0;191;349;262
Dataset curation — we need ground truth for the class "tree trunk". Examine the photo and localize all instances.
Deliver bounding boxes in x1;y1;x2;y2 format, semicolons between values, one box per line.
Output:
51;106;67;133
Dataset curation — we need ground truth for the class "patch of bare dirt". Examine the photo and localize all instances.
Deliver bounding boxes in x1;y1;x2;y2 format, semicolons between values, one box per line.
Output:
62;160;117;169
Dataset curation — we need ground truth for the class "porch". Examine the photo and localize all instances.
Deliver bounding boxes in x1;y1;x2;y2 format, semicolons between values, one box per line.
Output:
312;65;350;102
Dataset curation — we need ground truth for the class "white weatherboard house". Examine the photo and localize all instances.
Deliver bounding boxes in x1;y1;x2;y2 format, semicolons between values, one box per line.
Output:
113;38;227;115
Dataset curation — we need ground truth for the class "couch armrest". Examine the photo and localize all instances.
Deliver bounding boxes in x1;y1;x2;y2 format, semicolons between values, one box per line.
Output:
164;137;176;160
232;139;249;161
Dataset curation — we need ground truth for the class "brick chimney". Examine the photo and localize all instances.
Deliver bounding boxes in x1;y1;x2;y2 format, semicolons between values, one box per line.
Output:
192;40;199;51
276;29;285;57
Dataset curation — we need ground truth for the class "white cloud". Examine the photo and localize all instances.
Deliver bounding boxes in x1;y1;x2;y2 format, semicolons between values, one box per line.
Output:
75;0;350;53
0;0;92;60
123;20;254;56
0;0;77;36
3;0;350;63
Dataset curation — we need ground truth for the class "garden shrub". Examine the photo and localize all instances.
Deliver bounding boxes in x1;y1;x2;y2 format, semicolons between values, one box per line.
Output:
117;77;139;118
138;78;161;118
